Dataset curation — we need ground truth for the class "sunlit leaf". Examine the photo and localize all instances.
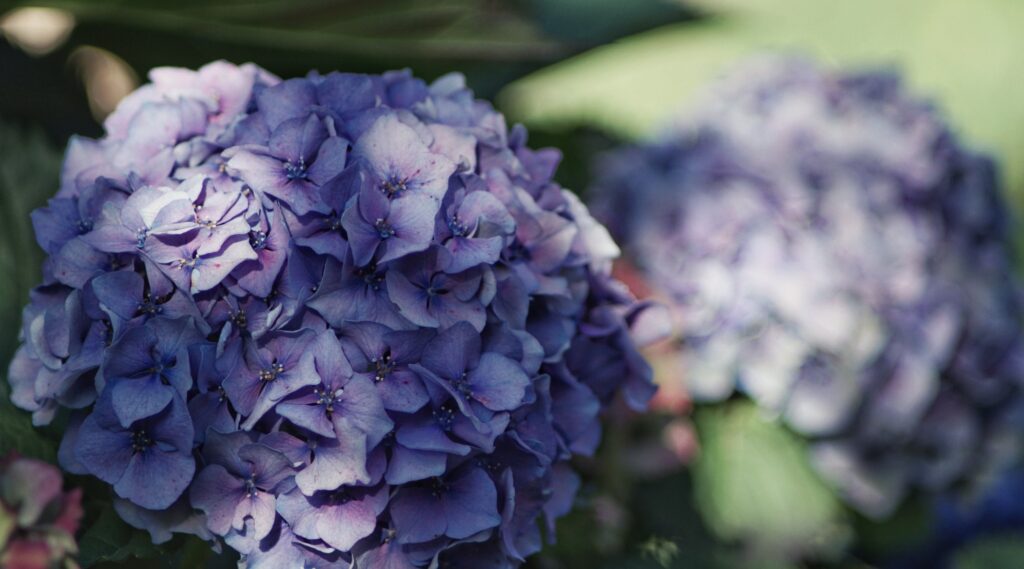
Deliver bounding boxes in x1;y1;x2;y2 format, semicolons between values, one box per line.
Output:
691;401;850;560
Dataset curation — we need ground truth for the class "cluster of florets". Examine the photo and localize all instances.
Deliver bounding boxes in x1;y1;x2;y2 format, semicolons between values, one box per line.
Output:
8;61;655;567
590;57;1024;519
0;454;82;569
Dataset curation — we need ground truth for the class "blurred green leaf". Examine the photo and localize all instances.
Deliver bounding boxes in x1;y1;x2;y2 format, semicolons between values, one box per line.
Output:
35;0;563;61
172;536;237;569
625;472;735;569
0;398;56;462
500;0;1024;210
77;505;165;567
953;533;1024;569
12;0;691;99
525;0;695;44
0;119;59;463
521;125;620;198
692;401;850;561
851;493;932;558
0;118;59;362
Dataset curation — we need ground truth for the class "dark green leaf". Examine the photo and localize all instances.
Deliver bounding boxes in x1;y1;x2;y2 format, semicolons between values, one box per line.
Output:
6;0;694;102
851;493;932;558
525;0;694;43
953;533;1024;569
77;505;166;567
0;398;57;462
0;119;61;462
0;118;59;363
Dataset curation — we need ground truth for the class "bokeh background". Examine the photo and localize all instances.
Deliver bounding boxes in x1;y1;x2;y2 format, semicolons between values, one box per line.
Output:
1;1;1023;568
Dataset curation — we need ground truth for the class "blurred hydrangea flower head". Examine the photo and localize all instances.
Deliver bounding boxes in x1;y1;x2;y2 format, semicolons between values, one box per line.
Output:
0;454;83;569
590;57;1024;519
9;61;655;567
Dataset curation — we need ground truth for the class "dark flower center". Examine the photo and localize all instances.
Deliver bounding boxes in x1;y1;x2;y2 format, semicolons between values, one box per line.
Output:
264;288;279;304
380;176;409;198
249;229;268;250
355;264;386;292
244;476;259;498
371;350;394;383
136;294;163;317
315;387;343;416
259;361;285;382
130;429;153;453
433;404;456;431
506;239;532;263
450;371;473;400
447;215;470;237
101;320;113;347
374;218;395;240
231;310;248;329
326;213;343;232
284;158;308;181
477;455;503;473
77;218;94;234
429;476;450;498
106;255;124;272
328;489;352;505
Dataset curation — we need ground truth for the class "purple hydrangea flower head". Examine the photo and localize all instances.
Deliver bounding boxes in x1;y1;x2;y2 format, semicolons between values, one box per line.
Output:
590;56;1024;519
9;61;657;567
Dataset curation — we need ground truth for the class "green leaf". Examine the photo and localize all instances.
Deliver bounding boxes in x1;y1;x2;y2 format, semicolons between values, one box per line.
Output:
0;119;61;463
0;398;57;462
691;401;850;560
625;471;737;569
0;118;60;363
47;0;563;61
851;493;932;557
953;533;1024;569
13;0;690;101
23;0;691;57
524;0;694;44
171;535;239;569
76;505;164;567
